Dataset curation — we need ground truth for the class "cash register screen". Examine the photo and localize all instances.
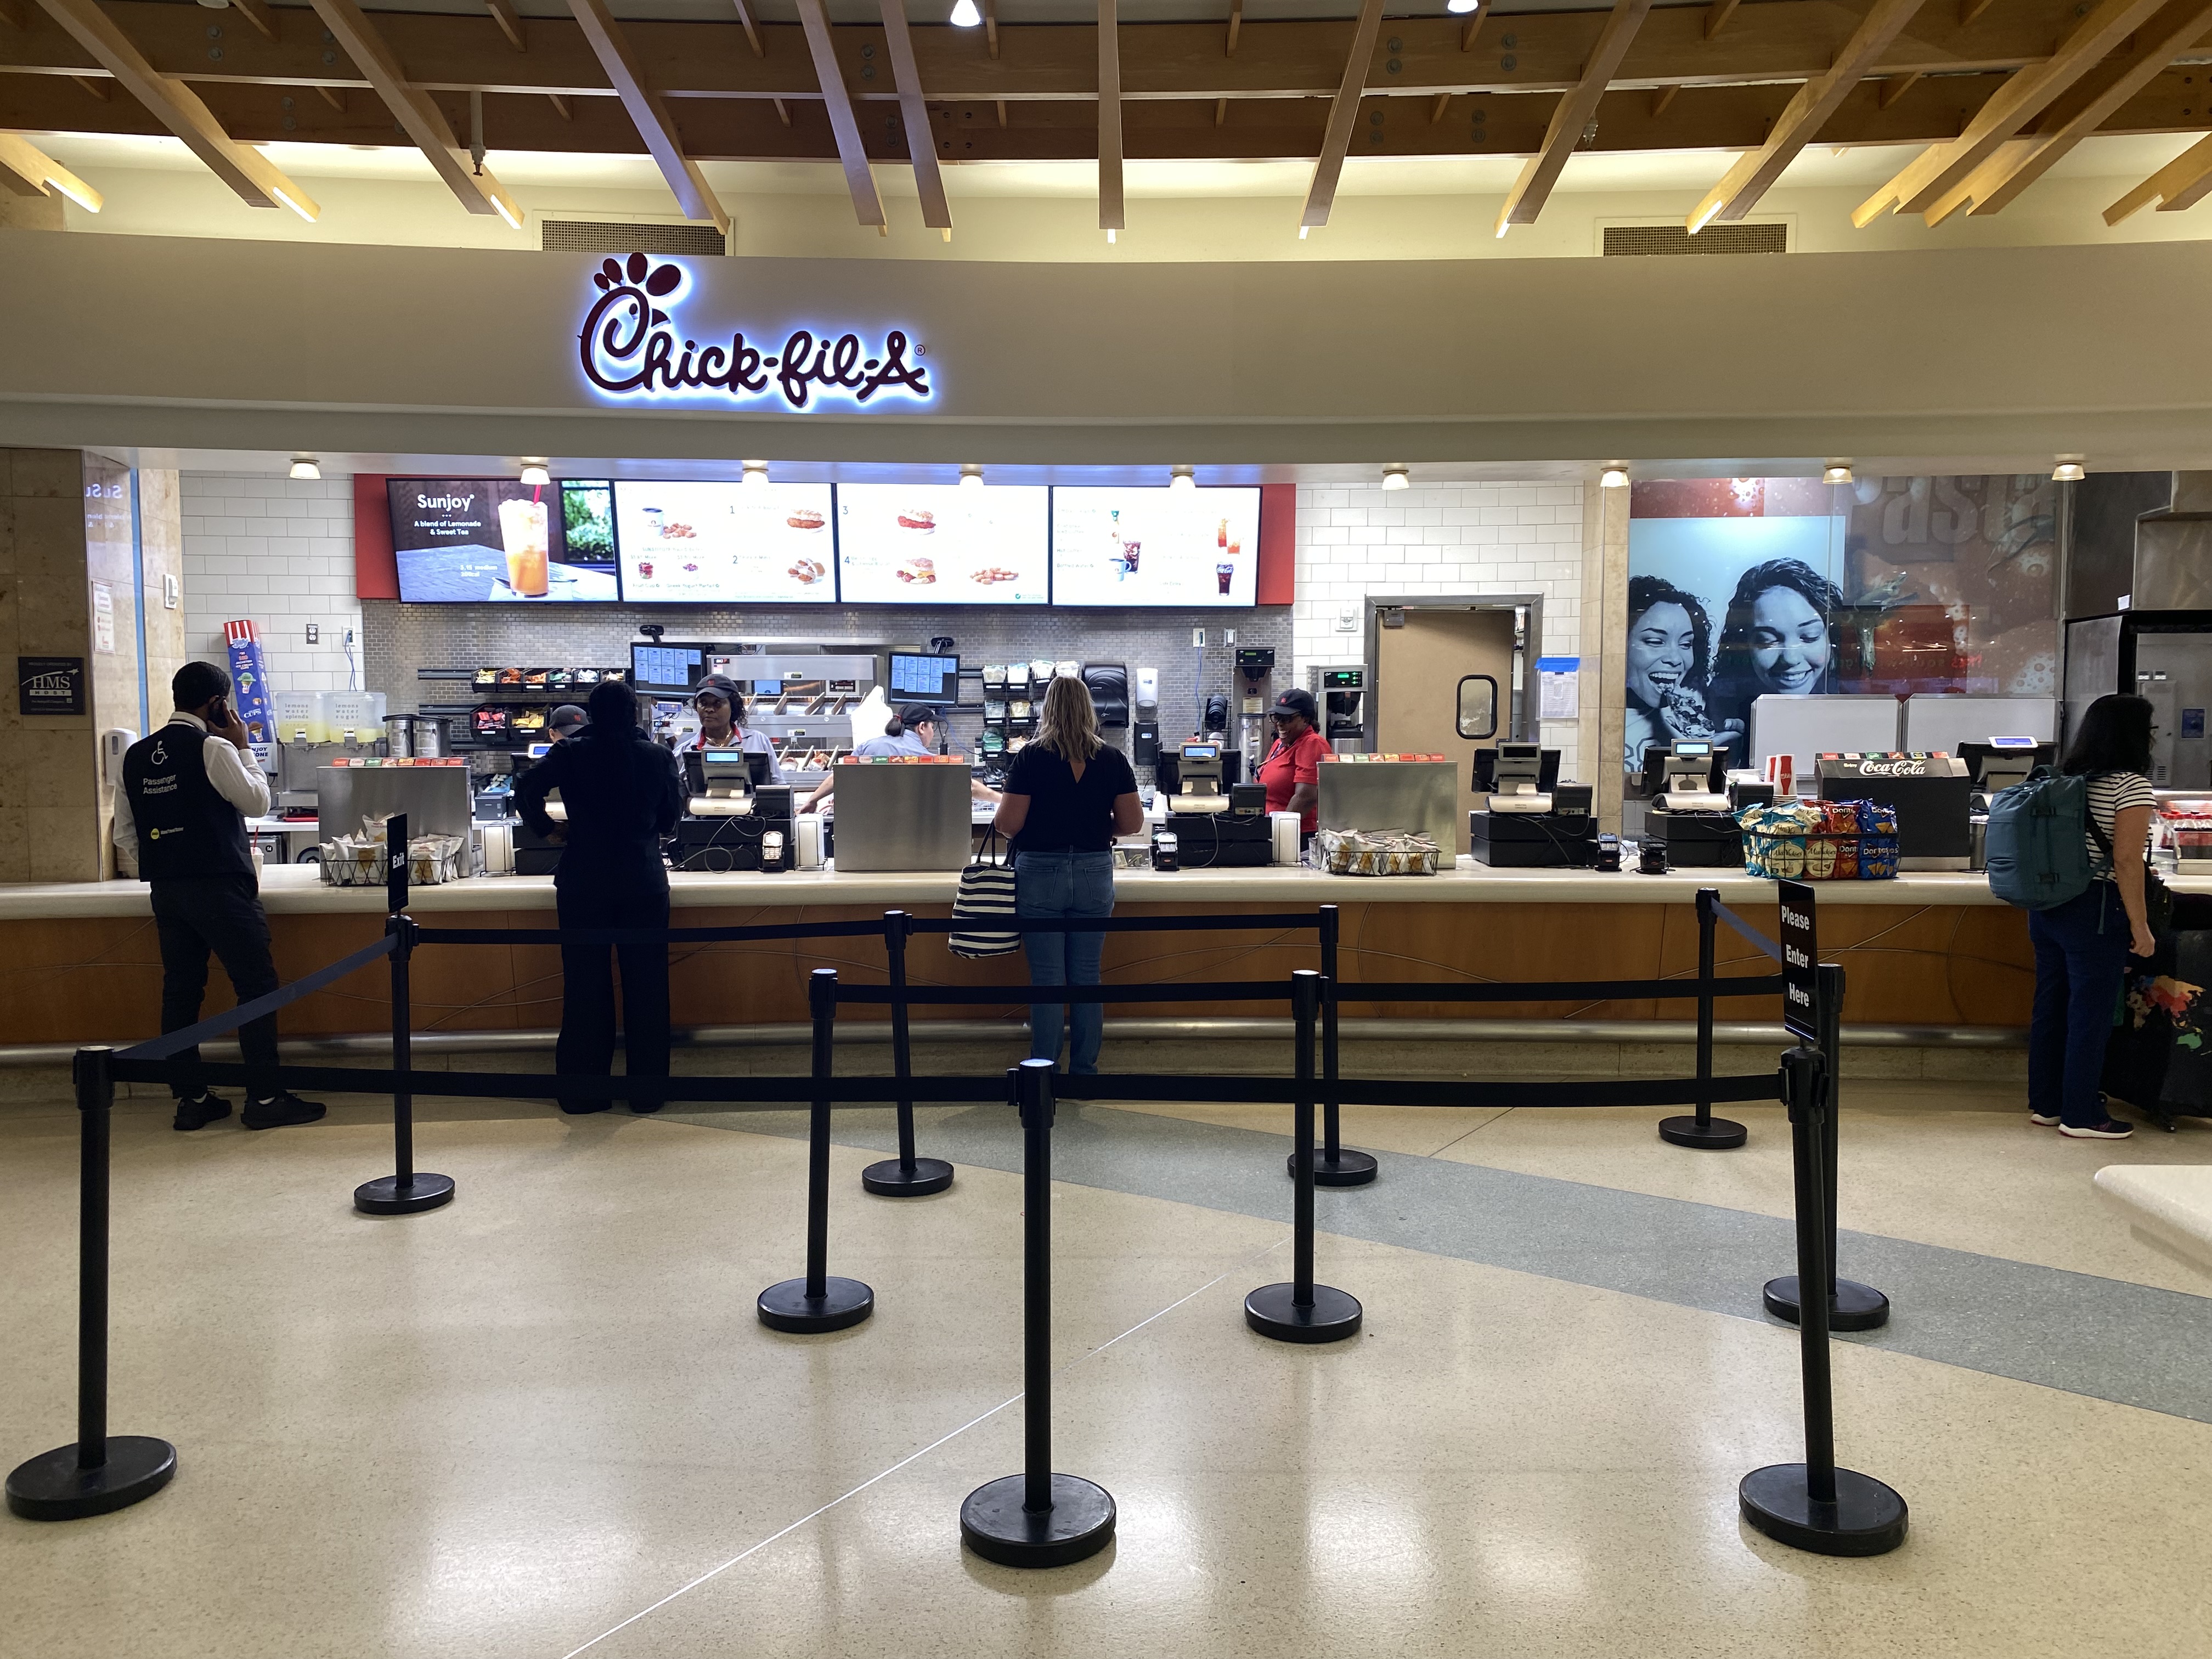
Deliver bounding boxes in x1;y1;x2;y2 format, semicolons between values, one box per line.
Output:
889;653;960;700
697;748;772;785
1181;743;1220;761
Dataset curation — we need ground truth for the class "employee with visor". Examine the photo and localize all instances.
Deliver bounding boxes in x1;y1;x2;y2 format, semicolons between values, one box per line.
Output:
1256;687;1331;834
671;673;783;784
800;704;999;812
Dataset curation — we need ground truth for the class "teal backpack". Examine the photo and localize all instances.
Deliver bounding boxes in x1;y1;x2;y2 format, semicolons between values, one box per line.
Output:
1984;768;2094;911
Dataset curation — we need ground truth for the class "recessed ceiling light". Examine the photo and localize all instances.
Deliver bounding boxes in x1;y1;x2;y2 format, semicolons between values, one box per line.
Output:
741;460;771;488
2052;459;2086;483
950;0;981;23
1381;465;1410;492
1599;465;1629;489
1170;465;1196;492
1447;0;1481;13
960;464;985;489
1821;461;1854;486
519;459;551;487
289;456;320;481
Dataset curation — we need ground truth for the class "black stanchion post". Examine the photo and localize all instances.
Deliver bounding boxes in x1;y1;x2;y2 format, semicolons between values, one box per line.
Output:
1762;962;1889;1332
1660;888;1748;1150
759;968;875;1333
1740;1045;1908;1556
961;1059;1116;1568
6;1046;177;1520
1248;970;1363;1344
1289;904;1377;1188
863;909;955;1198
354;910;455;1216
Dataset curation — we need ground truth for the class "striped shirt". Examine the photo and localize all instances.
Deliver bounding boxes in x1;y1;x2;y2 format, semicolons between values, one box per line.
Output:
2084;771;2155;876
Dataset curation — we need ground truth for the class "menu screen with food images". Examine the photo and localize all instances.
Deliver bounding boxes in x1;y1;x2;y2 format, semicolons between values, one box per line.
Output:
1049;486;1261;607
834;483;1049;606
612;480;836;604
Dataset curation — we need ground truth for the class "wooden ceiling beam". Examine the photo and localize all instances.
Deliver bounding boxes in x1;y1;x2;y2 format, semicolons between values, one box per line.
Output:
310;0;523;225
877;0;951;232
0;0;29;30
730;0;764;60
3;1;2196;106
1099;0;1122;233
0;128;98;207
1856;0;2174;222
27;0;315;215
1934;0;2212;218
794;0;885;227
566;0;726;233
1496;0;1654;235
2104;128;2212;222
486;0;526;54
227;0;279;44
1299;0;1384;230
1689;0;1929;229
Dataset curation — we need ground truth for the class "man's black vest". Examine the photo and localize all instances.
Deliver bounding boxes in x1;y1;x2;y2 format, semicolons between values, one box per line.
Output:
122;722;254;880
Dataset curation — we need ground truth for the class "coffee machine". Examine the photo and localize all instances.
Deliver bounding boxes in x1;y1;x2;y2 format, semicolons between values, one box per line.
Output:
1310;665;1367;753
1234;647;1274;765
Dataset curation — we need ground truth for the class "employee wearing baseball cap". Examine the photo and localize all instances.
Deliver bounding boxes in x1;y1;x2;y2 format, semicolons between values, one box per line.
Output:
1256;687;1331;834
547;704;588;742
670;673;783;784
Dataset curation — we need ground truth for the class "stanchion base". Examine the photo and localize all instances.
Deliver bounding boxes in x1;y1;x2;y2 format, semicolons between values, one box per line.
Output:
1286;1148;1380;1187
353;1172;456;1216
758;1276;874;1334
861;1156;955;1198
7;1436;176;1521
1762;1274;1891;1333
1739;1463;1909;1556
960;1472;1116;1568
1658;1115;1748;1150
1244;1282;1363;1344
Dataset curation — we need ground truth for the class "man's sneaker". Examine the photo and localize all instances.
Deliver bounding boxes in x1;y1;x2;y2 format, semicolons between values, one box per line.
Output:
242;1092;326;1131
172;1092;233;1132
2059;1119;2135;1140
2029;1110;2061;1126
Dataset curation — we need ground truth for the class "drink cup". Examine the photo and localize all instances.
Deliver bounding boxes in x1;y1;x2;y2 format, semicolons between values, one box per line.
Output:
499;499;550;597
1216;562;1234;595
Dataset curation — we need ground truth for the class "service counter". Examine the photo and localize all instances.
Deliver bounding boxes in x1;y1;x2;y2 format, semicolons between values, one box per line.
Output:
0;862;2076;1047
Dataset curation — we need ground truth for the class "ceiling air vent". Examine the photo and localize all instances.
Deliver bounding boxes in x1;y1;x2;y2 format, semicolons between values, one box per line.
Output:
1601;222;1788;257
541;219;728;256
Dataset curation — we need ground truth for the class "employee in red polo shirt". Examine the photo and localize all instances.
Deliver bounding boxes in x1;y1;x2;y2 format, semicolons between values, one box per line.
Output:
1256;687;1332;833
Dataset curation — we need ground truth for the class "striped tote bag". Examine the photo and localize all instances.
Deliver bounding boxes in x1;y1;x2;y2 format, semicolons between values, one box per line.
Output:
949;830;1021;958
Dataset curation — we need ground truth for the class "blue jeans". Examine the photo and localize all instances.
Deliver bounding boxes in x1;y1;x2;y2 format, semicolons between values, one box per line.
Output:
2028;882;2132;1128
1015;849;1116;1074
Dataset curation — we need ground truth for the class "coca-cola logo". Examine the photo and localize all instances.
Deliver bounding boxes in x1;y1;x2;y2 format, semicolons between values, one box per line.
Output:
578;254;932;412
1851;758;1927;777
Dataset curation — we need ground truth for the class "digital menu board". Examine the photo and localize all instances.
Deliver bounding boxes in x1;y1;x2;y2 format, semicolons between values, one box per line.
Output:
389;478;620;603
613;481;836;605
1049;486;1261;607
835;484;1049;605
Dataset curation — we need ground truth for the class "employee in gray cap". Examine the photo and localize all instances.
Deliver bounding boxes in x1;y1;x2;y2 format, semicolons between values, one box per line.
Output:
670;673;783;783
547;703;589;743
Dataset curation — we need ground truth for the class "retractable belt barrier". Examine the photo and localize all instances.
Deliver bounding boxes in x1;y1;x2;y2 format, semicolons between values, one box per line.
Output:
15;885;1905;1560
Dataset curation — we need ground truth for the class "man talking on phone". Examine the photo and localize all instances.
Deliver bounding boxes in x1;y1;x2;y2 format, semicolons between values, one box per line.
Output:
114;662;325;1132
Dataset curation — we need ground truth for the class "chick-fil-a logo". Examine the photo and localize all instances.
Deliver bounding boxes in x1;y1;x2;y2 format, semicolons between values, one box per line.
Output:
578;253;932;411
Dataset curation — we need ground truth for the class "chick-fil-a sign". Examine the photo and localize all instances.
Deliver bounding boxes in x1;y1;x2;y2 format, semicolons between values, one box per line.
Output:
578;253;932;411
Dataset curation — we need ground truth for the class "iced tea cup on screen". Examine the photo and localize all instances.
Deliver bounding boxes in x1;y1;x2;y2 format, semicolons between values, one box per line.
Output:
499;498;550;596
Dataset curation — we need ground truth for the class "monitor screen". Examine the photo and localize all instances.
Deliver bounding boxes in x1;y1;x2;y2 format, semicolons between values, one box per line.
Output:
1050;486;1262;607
837;484;1049;605
389;478;620;603
613;480;835;604
889;653;960;699
1181;742;1220;760
630;643;705;689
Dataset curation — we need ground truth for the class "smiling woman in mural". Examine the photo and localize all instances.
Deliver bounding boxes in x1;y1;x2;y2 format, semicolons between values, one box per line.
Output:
1718;557;1847;699
1622;575;1733;773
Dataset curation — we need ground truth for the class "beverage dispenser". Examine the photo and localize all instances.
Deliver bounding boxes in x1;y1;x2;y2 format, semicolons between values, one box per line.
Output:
1310;665;1367;753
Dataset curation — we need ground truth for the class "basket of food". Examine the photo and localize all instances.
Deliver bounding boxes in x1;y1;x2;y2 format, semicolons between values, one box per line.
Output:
319;829;471;886
1737;799;1899;881
1308;828;1443;877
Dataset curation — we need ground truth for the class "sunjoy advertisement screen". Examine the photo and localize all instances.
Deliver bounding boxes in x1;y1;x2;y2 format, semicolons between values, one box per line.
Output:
836;483;1049;605
612;480;836;604
388;478;620;603
1049;487;1261;607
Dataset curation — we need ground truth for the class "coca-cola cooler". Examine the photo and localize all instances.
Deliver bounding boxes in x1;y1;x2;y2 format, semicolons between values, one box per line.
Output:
1815;752;1972;870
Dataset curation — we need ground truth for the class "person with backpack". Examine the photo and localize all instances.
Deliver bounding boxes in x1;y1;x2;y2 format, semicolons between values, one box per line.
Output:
1994;694;2159;1140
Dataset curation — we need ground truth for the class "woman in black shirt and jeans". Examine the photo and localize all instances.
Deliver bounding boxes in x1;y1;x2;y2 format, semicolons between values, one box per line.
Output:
994;676;1144;1074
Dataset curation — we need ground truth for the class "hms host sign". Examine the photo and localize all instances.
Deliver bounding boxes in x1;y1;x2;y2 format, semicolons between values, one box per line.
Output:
578;254;932;413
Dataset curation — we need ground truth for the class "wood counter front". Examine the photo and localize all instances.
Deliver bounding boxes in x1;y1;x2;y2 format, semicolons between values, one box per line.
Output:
0;865;2044;1046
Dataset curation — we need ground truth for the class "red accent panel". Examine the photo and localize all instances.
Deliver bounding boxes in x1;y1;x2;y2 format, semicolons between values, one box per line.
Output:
354;474;397;600
1257;482;1295;605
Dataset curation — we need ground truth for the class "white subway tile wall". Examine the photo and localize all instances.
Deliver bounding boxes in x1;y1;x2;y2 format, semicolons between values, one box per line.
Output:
1292;481;1584;780
180;473;363;695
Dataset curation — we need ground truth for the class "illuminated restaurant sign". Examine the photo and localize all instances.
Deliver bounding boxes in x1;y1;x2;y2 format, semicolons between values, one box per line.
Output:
578;254;932;412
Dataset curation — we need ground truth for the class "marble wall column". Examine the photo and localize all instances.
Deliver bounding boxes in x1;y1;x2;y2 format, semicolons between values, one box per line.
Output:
1585;479;1629;833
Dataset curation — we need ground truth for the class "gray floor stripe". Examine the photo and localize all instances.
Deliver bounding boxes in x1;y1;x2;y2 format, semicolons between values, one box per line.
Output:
667;1099;2212;1425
